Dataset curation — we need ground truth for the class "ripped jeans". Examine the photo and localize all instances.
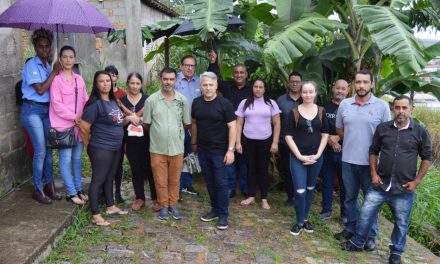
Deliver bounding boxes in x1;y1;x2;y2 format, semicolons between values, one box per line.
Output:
290;154;323;225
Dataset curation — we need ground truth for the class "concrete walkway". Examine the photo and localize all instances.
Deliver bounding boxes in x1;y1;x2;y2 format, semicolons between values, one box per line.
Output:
1;178;439;264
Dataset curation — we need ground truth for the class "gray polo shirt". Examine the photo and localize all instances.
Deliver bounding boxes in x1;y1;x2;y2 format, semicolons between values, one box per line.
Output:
336;95;390;165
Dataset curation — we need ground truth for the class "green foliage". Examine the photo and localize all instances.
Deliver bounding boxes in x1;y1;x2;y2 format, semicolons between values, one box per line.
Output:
270;0;311;34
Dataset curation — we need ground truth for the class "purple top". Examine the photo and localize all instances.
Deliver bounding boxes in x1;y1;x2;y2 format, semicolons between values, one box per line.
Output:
236;97;281;140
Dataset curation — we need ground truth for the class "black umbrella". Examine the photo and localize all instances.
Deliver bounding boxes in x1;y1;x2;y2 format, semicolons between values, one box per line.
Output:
172;15;245;36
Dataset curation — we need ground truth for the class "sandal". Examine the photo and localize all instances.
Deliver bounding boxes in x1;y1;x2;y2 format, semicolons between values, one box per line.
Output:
91;215;110;226
77;190;89;202
106;207;128;215
240;197;255;206
66;195;85;205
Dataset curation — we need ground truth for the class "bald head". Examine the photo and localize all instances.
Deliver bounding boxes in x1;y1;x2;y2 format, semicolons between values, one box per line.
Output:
332;79;349;103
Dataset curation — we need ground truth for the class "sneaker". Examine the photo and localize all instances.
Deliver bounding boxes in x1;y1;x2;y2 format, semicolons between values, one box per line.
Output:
217;217;228;230
320;211;332;220
389;253;401;264
303;221;314;233
158;207;169;220
182;186;198;195
334;230;353;241
200;210;218;222
363;237;376;251
178;191;183;202
115;193;125;204
169;207;182;220
340;240;363;251
290;224;303;236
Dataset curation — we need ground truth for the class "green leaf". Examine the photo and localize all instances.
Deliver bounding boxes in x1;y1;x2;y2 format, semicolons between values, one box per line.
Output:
270;0;312;34
424;41;440;60
380;57;394;78
355;5;427;77
264;13;347;67
185;0;233;41
318;39;351;61
144;35;201;62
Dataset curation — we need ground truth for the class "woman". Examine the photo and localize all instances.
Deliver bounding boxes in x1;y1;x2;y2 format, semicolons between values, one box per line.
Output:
80;71;127;226
119;73;159;211
285;81;329;236
20;29;62;204
235;78;281;210
49;46;89;205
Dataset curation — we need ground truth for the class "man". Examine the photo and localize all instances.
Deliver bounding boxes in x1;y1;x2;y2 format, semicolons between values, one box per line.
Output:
276;71;302;205
143;67;191;220
209;52;251;198
319;79;349;220
334;70;391;250
341;95;432;264
175;55;202;197
191;71;237;230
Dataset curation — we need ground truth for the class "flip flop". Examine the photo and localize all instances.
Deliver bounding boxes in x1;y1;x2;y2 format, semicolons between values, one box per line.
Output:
106;209;128;215
91;219;110;226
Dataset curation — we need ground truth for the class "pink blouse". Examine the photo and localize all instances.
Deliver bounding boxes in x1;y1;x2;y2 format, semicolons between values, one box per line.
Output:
49;71;89;140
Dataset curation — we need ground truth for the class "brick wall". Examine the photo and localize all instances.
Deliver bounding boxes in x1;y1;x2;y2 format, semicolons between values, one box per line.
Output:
86;0;127;29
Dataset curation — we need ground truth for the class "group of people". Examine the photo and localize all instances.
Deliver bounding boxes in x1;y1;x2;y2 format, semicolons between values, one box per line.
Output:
20;29;432;264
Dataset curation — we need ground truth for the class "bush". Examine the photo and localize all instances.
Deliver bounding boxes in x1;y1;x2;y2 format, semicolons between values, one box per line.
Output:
413;108;440;165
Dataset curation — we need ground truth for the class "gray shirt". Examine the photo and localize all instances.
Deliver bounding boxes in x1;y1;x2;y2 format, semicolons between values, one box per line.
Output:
336;95;391;165
277;93;302;144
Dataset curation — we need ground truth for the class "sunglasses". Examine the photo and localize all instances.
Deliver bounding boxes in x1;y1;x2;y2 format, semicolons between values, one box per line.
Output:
306;120;313;134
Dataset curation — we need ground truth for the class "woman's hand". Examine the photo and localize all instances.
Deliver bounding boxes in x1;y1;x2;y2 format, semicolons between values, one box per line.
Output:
235;142;243;154
270;142;278;154
52;60;63;73
128;114;141;126
74;117;81;126
299;155;316;165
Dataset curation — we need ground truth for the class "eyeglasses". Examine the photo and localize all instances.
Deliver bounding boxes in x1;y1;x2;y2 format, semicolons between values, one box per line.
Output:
289;80;301;84
306;120;313;134
182;64;196;69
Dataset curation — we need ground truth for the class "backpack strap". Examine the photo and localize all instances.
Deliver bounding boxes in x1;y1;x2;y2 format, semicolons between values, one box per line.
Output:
318;106;323;127
292;107;299;128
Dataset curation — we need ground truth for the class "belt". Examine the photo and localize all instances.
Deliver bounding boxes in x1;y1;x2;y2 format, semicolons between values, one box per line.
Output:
23;99;49;106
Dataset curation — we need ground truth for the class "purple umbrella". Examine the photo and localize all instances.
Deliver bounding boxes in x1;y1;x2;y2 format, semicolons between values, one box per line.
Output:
0;0;114;33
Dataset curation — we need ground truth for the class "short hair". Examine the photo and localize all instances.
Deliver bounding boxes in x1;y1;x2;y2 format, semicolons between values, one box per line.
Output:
180;55;196;65
355;70;374;83
32;28;53;46
104;65;119;76
300;80;318;93
233;64;247;72
393;95;413;106
59;45;76;57
160;67;177;78
289;71;302;80
200;71;217;82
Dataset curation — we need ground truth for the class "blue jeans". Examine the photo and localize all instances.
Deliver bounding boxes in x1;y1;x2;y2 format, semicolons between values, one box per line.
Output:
20;103;53;190
180;129;193;190
320;149;345;215
351;187;415;255
342;162;378;237
290;154;323;224
198;150;229;217
228;153;248;194
58;141;84;196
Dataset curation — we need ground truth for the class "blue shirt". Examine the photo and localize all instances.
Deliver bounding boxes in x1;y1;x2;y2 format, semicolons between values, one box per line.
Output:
21;56;52;102
336;95;391;165
276;93;302;144
175;72;201;110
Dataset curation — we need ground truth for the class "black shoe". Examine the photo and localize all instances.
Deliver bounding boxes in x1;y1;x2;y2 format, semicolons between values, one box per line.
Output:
115;193;125;204
334;230;353;241
43;181;62;200
200;210;218;222
241;192;249;198
178;191;183;202
32;189;52;204
320;210;332;220
303;221;314;233
158;207;169;220
389;254;401;264
229;190;236;198
182;186;198;195
340;240;363;251
363;237;376;251
284;197;295;206
217;217;228;230
290;224;303;236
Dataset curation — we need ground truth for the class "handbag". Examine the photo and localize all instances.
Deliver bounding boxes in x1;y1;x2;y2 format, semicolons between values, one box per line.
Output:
46;79;78;149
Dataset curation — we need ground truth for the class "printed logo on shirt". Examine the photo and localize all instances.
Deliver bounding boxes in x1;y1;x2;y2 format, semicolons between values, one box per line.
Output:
326;113;336;119
32;71;39;76
109;108;123;124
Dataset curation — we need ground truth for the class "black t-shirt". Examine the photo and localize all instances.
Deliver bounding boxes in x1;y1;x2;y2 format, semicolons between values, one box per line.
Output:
119;94;149;145
191;96;236;154
218;80;252;110
285;107;329;155
322;100;343;150
82;99;124;151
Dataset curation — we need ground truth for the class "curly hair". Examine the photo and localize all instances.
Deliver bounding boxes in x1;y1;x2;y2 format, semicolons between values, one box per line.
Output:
31;28;54;46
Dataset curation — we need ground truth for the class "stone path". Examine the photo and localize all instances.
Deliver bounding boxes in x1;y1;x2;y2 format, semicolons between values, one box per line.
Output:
43;178;440;264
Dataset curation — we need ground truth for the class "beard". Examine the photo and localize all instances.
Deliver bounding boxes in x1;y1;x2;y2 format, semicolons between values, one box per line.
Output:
356;89;371;98
162;85;174;92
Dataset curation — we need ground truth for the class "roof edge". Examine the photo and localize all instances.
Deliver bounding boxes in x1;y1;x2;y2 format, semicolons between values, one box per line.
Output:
141;0;180;18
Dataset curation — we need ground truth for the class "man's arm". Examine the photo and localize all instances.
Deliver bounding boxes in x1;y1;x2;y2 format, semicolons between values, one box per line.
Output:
402;160;431;192
369;154;383;186
336;128;344;139
225;120;237;165
191;118;197;153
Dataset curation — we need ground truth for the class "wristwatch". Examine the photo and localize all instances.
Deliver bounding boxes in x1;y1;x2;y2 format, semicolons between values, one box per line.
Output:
228;147;236;152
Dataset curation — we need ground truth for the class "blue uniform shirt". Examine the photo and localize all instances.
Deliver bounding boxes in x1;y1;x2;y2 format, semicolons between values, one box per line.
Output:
175;72;201;110
21;56;52;103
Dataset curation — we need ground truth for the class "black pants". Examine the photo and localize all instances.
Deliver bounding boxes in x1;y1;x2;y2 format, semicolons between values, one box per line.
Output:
279;142;294;199
88;146;121;215
126;141;156;201
114;145;124;196
244;136;272;199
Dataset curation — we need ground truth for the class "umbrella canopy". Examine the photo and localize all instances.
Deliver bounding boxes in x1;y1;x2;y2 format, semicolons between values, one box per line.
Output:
172;16;245;36
0;0;114;33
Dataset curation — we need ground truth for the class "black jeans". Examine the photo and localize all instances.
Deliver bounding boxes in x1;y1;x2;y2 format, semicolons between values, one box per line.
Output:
114;145;124;196
278;142;294;199
88;146;121;215
244;136;272;199
126;140;156;201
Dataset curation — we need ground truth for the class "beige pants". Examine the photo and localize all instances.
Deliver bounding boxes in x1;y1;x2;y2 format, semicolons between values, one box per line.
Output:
150;153;183;207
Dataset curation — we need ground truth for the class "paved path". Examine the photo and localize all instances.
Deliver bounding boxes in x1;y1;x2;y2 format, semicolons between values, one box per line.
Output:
40;177;440;264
